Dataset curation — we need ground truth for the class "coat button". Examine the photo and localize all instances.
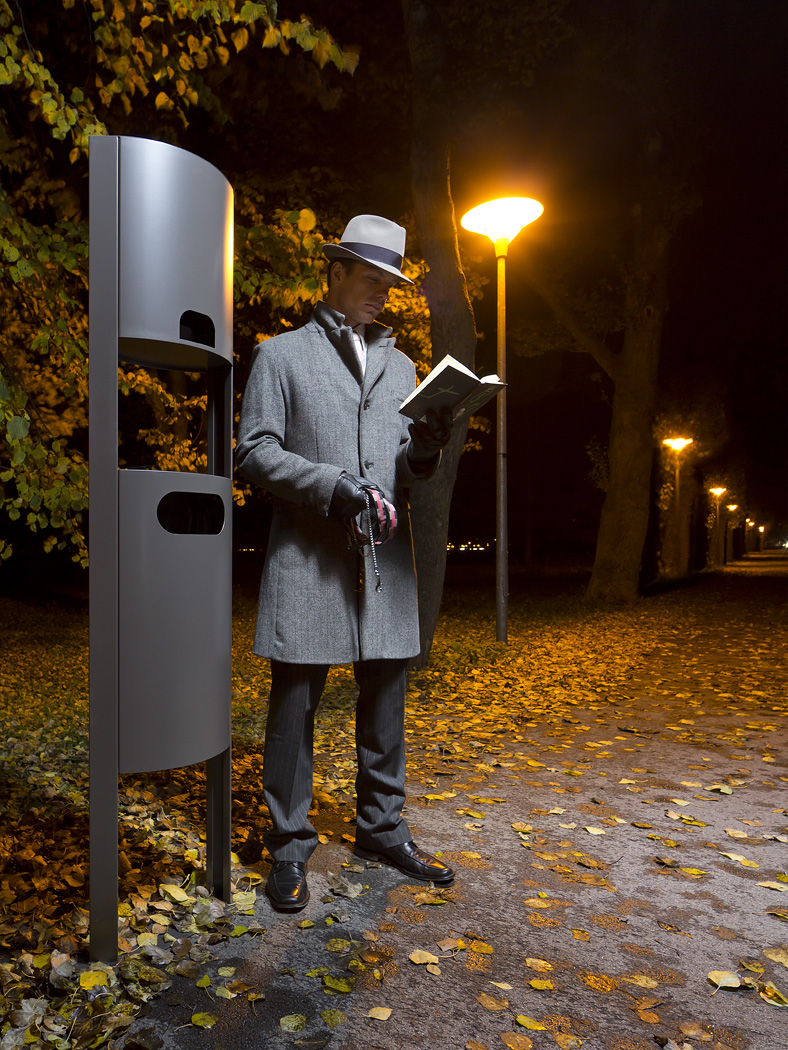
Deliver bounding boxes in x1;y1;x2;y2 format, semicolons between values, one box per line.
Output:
364;459;374;468
363;400;370;410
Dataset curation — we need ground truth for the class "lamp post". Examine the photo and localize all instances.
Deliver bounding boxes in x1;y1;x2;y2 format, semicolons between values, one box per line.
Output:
725;505;738;562
709;487;727;566
461;196;543;643
709;487;727;523
661;437;693;574
661;437;693;507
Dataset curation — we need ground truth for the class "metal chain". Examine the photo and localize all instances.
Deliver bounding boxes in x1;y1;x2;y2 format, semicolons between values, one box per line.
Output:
363;490;383;592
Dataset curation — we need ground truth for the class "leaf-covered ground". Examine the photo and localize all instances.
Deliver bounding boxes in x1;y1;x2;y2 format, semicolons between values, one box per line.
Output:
0;555;786;1050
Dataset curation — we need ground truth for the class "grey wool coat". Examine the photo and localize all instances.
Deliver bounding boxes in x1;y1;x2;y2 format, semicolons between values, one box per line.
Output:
236;302;433;664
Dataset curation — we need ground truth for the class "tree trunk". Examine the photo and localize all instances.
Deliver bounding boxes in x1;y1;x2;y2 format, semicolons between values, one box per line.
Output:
402;0;477;666
586;204;667;601
585;324;661;602
524;195;669;604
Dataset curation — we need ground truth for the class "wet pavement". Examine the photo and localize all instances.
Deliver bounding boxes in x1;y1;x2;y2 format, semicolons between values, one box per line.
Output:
117;555;788;1050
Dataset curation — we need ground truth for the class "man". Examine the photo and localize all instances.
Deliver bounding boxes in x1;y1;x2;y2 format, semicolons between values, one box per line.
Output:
236;214;454;911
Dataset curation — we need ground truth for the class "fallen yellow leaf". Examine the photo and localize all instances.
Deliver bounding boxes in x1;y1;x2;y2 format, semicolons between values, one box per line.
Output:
477;991;508;1010
500;1034;533;1050
623;974;659;988
516;1015;546;1030
191;1012;217;1028
160;883;195;905
554;1035;583;1049
719;852;758;868
79;970;109;990
707;970;741;991
759;980;788;1006
763;947;788;969
469;940;494;954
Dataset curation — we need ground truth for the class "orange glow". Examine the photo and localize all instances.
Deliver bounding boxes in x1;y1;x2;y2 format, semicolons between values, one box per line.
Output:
662;437;693;451
461;197;543;254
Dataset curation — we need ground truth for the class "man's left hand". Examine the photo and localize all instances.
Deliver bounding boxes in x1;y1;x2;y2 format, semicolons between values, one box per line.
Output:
407;406;454;463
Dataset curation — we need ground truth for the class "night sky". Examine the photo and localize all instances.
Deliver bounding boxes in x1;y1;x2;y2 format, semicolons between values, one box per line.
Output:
265;0;787;549
446;0;787;546
83;0;782;556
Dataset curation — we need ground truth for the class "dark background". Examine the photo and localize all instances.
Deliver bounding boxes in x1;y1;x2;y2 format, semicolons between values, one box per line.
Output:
232;0;787;561
3;0;785;592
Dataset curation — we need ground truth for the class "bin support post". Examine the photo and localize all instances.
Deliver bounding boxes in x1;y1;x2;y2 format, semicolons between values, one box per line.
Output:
88;135;234;962
207;747;232;900
89;136;121;964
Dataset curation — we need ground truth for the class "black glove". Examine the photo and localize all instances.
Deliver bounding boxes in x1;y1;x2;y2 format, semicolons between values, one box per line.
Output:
362;488;398;545
328;472;382;520
408;405;454;463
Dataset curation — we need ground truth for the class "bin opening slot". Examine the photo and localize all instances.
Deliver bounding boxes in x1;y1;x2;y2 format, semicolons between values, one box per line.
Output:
180;310;215;348
157;491;225;534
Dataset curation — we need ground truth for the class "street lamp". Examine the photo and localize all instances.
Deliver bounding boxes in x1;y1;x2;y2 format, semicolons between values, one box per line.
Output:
661;437;693;575
709;486;727;524
664;434;693;516
661;436;693;508
708;486;727;566
461;196;543;643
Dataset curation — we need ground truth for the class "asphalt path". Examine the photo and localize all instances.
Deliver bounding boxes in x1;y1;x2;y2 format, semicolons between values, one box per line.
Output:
117;555;788;1050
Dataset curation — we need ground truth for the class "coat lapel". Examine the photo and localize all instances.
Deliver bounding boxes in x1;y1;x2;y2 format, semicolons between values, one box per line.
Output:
362;323;395;397
310;302;364;384
311;303;396;391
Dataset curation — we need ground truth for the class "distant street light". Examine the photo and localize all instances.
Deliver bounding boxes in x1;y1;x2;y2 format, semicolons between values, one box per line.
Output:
662;437;693;510
709;486;727;524
708;486;727;565
461;196;543;644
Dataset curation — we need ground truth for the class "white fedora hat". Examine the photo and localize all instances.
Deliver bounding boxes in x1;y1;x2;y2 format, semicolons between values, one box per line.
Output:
324;214;413;284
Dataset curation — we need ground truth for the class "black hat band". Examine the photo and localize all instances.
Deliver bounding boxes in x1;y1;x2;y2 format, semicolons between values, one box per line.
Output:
340;242;403;270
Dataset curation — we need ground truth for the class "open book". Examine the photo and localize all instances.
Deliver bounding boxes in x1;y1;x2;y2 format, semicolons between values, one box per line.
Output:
398;354;505;422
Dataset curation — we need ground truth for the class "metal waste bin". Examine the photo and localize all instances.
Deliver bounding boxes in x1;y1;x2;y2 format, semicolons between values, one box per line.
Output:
118;469;231;773
89;135;234;962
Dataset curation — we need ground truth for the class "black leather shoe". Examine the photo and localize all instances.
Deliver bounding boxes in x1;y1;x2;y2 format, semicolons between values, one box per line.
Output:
266;861;309;911
354;840;454;885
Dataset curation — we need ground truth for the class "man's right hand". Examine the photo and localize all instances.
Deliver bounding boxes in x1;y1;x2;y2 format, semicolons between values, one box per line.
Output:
328;472;379;520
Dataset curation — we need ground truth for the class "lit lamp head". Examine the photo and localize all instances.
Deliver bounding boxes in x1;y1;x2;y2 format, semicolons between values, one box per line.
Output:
709;487;727;498
461;196;543;258
662;437;693;452
727;504;738;512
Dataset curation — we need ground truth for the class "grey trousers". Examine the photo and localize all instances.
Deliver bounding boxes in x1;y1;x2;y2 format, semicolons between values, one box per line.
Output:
262;658;413;862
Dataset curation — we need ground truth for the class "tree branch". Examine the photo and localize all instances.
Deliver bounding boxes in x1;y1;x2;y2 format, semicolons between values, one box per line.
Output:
521;257;620;383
